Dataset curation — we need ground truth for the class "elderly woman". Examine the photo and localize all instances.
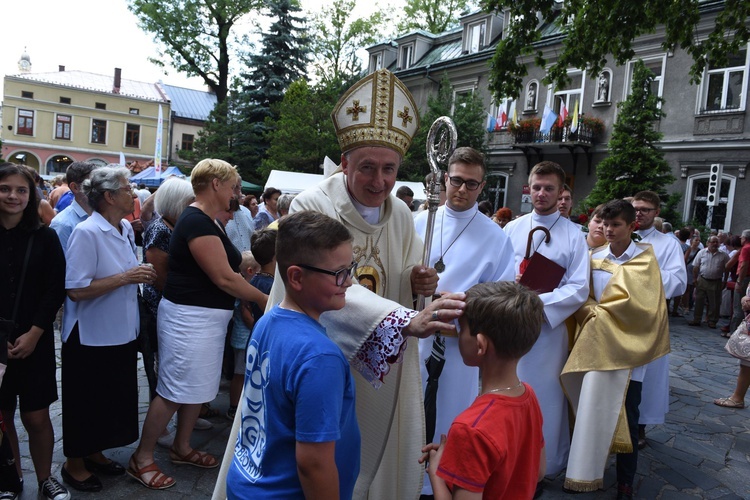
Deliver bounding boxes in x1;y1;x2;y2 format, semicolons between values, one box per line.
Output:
60;166;157;493
130;159;268;490
0;163;68;499
253;186;280;230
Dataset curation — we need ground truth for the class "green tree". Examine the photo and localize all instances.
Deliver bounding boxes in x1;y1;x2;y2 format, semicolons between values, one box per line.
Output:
482;0;750;100
402;74;487;180
397;0;474;34
583;60;675;212
309;0;385;85
260;79;341;178
128;0;262;106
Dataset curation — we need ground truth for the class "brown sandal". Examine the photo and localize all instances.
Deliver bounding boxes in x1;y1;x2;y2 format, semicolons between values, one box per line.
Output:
169;447;219;469
126;455;176;490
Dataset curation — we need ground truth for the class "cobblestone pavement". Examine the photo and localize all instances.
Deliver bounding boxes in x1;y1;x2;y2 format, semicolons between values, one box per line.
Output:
11;316;750;499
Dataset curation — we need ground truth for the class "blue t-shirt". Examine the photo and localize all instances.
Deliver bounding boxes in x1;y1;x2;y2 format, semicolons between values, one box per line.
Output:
227;306;360;499
231;273;274;349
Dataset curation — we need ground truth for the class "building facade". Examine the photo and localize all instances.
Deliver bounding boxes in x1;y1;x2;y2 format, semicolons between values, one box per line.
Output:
370;3;750;232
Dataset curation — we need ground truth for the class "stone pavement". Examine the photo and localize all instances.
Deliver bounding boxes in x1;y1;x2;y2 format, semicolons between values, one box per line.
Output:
10;316;750;499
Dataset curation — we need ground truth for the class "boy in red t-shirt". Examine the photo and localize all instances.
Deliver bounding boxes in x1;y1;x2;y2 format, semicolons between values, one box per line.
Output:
420;281;546;499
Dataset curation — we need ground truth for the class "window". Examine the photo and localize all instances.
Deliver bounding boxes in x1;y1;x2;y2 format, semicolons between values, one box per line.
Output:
129;108;140;115
625;56;666;100
126;124;140;148
21;91;33;99
91;119;107;144
684;171;736;231
60;97;71;104
17;109;34;135
55;115;72;140
552;70;585;114
370;52;383;72
700;48;748;113
524;81;538;111
467;21;486;53
95;102;106;110
181;133;194;151
400;44;413;70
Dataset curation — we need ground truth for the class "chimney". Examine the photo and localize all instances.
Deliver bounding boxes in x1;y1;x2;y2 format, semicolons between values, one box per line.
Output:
58;65;65;72
113;68;122;94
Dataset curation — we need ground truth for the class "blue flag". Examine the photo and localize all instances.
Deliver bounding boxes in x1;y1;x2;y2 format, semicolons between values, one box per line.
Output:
486;113;497;132
540;105;558;135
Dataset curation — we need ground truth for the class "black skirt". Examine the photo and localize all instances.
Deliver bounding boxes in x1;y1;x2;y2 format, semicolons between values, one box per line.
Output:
61;324;139;458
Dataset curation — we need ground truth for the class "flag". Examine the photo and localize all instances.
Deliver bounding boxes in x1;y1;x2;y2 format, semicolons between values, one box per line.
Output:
540;105;558;135
119;152;126;166
486;112;497;132
154;105;163;176
570;99;580;133
558;101;568;128
508;100;517;126
498;109;507;129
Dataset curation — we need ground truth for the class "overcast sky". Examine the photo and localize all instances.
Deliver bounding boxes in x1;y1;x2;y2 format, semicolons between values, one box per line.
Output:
2;0;397;92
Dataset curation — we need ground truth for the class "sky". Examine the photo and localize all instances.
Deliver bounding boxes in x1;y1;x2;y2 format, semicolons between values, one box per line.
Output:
2;0;398;92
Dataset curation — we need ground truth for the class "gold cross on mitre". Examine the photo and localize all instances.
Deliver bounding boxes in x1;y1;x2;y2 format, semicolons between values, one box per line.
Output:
398;106;413;127
346;100;367;121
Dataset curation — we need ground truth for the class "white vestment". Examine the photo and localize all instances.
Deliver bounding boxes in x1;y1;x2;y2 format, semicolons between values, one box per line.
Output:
635;228;687;425
414;203;516;495
504;211;590;475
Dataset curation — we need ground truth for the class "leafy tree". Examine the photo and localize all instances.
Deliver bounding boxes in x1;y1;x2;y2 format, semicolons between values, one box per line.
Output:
482;0;750;100
260;79;341;178
128;0;262;107
397;0;474;34
402;74;487;180
583;60;675;213
309;0;385;85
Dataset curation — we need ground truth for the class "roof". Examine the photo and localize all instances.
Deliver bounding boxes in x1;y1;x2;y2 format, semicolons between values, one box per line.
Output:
162;84;217;121
8;70;167;102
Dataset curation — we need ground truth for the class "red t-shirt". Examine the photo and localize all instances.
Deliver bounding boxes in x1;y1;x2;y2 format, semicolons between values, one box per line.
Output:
437;383;544;499
739;244;750;268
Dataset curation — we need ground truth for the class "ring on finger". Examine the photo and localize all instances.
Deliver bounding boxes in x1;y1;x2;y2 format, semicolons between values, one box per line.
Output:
432;310;439;321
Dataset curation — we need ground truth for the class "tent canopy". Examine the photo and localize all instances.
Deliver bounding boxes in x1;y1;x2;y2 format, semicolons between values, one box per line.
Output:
130;166;186;188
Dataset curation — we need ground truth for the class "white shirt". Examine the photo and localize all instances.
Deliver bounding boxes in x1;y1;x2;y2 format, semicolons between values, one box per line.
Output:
63;211;140;346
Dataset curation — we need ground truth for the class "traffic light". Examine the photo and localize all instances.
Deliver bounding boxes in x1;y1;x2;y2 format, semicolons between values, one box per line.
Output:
706;164;723;207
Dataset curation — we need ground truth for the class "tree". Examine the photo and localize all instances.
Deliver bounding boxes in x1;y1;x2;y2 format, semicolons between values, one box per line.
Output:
128;0;262;106
397;0;474;34
482;0;750;100
260;79;342;178
402;74;487;180
309;0;385;85
583;60;675;213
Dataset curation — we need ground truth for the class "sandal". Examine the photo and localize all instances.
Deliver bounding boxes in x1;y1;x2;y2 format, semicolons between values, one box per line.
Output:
169;448;219;469
714;397;745;409
126;456;175;490
199;402;220;419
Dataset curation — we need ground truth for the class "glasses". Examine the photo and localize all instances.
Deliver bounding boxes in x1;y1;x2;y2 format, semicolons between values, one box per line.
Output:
297;261;357;286
634;207;656;214
114;186;133;194
448;176;482;191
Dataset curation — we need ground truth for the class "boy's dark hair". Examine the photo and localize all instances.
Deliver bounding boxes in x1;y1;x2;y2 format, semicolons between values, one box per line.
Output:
464;281;543;359
678;227;691;242
276;211;352;284
251;228;278;266
448;147;486;176
632;190;661;208
599;199;636;224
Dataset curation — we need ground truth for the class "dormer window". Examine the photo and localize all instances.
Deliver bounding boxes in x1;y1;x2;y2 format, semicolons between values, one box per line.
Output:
370;52;383;72
400;44;414;70
467;21;486;53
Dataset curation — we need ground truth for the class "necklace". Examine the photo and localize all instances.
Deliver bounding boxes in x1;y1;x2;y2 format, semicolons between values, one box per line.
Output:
256;272;274;279
435;210;478;273
485;380;523;394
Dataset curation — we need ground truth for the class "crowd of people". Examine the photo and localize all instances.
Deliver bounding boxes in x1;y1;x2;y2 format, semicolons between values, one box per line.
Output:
2;68;748;500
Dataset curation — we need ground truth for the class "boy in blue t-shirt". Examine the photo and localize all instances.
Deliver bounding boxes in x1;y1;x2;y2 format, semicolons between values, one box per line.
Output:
227;210;360;499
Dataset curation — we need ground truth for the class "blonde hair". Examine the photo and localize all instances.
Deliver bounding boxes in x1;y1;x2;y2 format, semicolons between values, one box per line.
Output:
191;159;237;193
240;251;260;277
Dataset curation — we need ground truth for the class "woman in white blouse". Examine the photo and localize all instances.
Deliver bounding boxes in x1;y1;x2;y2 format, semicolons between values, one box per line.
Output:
60;166;157;493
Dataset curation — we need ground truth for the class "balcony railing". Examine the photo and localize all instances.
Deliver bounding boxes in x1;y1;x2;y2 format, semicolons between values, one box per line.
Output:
512;120;599;146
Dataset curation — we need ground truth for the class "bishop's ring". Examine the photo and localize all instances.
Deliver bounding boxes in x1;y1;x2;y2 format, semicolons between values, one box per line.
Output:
432;310;439;321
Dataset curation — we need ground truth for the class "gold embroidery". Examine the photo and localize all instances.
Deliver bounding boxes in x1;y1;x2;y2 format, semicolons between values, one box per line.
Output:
346;100;367;121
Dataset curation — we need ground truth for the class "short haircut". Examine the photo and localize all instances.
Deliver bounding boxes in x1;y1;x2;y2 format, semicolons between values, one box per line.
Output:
495;207;512;219
251;228;278;267
528;161;565;187
243;194;257;209
424;171;446;190
277;193;296;214
0;162;40;231
591;204;605;218
65;161;99;186
262;187;281;202
240;250;260;274
463;281;543;359
662;221;673;233
478;200;493;216
448;147;485;176
276;211;352;285
396;186;414;199
632;190;661;208
742;229;750;240
599;199;636;224
678;228;691;241
191;159;237;193
561;184;573;195
154;177;194;221
82;165;131;211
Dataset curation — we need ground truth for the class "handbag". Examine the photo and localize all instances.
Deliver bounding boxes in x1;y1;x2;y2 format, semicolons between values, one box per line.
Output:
0;233;35;367
725;318;750;362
